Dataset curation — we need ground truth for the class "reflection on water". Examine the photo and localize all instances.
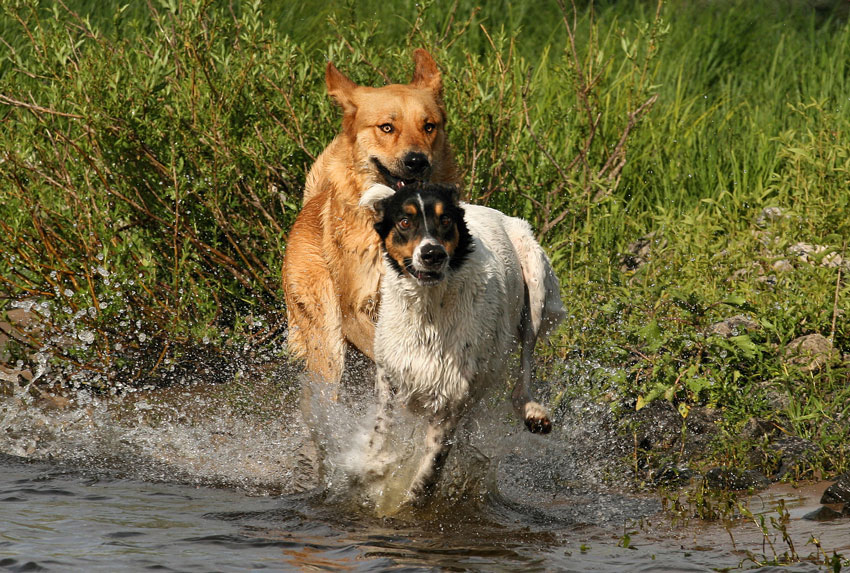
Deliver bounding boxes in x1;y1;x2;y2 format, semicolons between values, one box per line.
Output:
2;454;846;572
1;378;848;572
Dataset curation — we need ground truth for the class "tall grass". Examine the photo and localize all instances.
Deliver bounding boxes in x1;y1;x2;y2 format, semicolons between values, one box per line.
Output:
1;0;848;474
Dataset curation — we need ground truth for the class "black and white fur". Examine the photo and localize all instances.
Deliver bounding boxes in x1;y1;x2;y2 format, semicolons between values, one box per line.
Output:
359;182;566;501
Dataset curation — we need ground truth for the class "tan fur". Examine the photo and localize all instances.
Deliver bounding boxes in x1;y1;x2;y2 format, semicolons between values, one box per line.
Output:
283;49;459;385
385;232;417;270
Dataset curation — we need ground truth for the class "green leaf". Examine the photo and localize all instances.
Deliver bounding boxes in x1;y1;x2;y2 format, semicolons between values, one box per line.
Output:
729;334;761;359
722;294;747;307
637;320;664;352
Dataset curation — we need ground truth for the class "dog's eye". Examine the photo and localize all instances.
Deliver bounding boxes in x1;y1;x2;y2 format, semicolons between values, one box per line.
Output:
423;122;436;134
397;217;411;230
439;215;451;227
379;123;394;134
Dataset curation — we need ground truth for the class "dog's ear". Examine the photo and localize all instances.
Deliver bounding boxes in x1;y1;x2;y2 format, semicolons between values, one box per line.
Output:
326;61;358;121
410;49;442;96
359;184;396;220
447;184;460;206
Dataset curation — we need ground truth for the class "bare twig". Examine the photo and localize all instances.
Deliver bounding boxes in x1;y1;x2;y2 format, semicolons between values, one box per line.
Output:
599;93;659;180
829;241;845;343
0;94;84;119
521;71;568;183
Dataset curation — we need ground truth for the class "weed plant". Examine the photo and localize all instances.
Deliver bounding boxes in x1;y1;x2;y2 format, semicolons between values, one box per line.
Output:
1;0;848;478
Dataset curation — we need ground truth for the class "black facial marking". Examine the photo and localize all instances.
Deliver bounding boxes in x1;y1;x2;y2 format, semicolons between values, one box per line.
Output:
372;182;472;279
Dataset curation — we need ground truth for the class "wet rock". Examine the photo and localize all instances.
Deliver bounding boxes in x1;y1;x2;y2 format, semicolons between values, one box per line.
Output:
649;463;698;487
783;333;839;373
771;435;817;480
803;505;844;521
703;467;769;492
757;381;791;411
707;315;760;338
628;401;685;453
627;401;719;458
622;402;720;485
820;472;850;505
740;417;777;441
754;207;784;228
619;231;667;272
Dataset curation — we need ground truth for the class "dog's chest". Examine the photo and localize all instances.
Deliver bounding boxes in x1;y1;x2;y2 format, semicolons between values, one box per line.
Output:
376;261;521;411
327;202;384;315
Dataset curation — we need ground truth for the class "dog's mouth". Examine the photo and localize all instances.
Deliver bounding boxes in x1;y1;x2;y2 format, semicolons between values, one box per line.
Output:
372;158;422;189
404;261;445;286
412;269;444;286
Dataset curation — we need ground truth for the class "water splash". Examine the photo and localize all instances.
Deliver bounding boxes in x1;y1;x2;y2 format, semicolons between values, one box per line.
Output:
2;343;661;527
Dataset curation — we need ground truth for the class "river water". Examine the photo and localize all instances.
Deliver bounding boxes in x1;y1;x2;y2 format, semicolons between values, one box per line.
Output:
1;375;848;572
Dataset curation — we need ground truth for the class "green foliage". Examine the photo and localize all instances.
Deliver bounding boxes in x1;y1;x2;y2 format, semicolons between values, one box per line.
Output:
0;0;849;477
1;0;319;386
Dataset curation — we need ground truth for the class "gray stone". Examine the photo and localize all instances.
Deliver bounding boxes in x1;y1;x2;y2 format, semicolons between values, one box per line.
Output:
783;333;839;373
788;242;846;269
771;259;794;273
740;417;774;440
650;463;698;487
771;435;817;479
803;505;844;521
755;207;784;227
708;315;760;338
758;381;790;411
821;472;850;505
704;467;770;492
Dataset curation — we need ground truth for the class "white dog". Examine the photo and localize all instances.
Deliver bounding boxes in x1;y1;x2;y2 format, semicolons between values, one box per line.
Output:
358;182;566;501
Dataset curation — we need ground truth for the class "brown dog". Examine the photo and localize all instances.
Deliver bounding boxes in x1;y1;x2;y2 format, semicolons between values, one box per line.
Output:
283;50;459;388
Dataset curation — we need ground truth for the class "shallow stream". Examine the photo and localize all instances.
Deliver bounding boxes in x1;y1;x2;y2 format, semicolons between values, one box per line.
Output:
1;375;848;572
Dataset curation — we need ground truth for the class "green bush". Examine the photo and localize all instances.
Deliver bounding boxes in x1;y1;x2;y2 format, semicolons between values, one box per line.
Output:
1;0;848;474
0;1;318;386
0;0;661;387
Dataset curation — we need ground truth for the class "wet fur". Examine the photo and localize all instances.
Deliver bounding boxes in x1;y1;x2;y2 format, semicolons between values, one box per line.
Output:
360;183;566;502
282;50;459;388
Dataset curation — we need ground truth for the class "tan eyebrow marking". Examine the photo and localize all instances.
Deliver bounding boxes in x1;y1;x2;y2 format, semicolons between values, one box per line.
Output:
434;202;444;218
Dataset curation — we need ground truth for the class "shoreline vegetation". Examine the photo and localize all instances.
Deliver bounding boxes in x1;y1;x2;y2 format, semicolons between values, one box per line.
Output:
2;0;849;508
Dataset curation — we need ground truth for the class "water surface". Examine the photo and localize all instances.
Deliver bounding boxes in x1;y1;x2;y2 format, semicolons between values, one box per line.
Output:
1;382;848;572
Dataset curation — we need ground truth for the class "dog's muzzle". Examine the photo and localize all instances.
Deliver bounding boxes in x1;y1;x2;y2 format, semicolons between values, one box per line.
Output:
402;152;430;177
372;156;431;188
411;242;448;285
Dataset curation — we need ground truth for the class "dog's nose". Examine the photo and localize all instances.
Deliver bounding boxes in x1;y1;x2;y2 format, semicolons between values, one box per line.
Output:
420;243;447;267
403;152;430;175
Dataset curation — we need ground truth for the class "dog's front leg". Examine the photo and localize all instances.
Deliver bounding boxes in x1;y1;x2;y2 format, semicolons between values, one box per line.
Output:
513;300;552;434
362;365;396;478
406;412;458;502
368;366;394;453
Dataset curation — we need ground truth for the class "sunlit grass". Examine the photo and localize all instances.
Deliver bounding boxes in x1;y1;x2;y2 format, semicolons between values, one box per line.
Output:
1;0;848;476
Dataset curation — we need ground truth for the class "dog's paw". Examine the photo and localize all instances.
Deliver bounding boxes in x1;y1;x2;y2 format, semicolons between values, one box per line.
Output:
360;450;396;479
401;484;429;509
523;401;552;434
